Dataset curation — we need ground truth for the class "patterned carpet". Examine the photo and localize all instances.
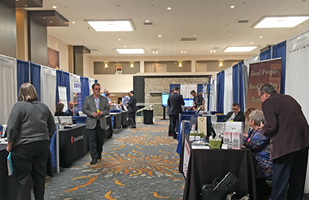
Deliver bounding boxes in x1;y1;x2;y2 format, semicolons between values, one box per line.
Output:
44;119;185;200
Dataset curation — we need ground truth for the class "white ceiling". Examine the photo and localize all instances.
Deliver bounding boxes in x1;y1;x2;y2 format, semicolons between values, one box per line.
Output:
38;0;309;58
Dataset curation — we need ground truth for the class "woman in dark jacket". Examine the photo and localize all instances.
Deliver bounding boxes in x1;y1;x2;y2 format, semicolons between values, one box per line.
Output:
6;83;55;200
54;102;66;116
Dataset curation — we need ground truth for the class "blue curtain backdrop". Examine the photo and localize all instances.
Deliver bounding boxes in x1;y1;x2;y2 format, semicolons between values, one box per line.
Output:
197;84;203;94
170;84;180;93
216;71;225;113
260;48;271;61
232;62;245;112
80;77;89;107
272;41;286;94
17;60;29;96
95;79;98;83
30;63;41;101
56;70;71;104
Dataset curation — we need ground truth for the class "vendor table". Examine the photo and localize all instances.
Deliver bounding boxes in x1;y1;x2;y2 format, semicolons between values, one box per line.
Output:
182;146;256;200
0;145;17;200
110;113;122;129
59;124;87;168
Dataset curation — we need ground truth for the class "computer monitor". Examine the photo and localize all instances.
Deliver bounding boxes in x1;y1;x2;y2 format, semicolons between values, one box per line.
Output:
183;98;193;107
162;93;169;107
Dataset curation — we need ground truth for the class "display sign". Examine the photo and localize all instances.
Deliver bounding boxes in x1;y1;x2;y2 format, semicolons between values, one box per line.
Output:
247;59;282;110
58;86;68;111
161;93;169;107
73;82;82;111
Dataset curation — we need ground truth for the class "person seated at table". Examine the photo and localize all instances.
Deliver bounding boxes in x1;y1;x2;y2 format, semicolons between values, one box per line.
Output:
243;107;256;143
55;102;66;116
65;101;79;116
244;110;272;200
223;103;245;122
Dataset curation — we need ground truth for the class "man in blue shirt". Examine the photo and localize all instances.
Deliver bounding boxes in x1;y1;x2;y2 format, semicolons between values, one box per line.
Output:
102;89;111;103
121;92;130;106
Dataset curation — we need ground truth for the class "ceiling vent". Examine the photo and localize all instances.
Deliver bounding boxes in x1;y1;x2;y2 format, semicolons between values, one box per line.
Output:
238;20;249;23
181;38;197;41
213;47;220;49
143;22;153;25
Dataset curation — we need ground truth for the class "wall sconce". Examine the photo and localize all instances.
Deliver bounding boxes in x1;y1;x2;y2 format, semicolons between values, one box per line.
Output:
219;62;223;68
104;63;108;69
179;62;182;68
130;63;134;69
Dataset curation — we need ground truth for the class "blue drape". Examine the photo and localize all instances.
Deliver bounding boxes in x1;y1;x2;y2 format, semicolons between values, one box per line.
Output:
80;77;90;107
95;79;98;83
232;62;245;111
56;70;71;104
260;48;271;61
272;41;286;94
30;63;41;101
17;60;29;95
170;84;180;93
197;84;203;94
216;71;225;113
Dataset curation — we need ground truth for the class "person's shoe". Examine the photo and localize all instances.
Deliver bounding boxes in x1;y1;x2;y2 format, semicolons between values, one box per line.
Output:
130;126;136;128
90;159;97;164
168;134;173;137
97;155;102;160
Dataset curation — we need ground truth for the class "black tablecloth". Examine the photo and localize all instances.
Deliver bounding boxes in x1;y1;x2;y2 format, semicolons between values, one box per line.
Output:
143;110;153;124
121;111;130;128
0;145;18;200
105;115;113;138
183;148;256;200
111;113;122;129
59;124;87;168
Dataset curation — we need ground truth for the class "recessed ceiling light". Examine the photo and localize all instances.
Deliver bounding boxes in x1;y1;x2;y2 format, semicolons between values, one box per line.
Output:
260;36;263;38
116;49;145;54
184;51;187;53
213;50;216;53
124;46;126;47
210;50;213;53
181;51;183;53
50;21;53;23
193;34;196;37
224;46;257;52
254;16;309;28
158;35;161;37
167;7;172;10
87;20;134;32
53;6;57;9
25;4;28;7
118;39;121;41
43;17;46;19
251;42;253;44
230;5;235;8
72;21;75;24
146;20;149;22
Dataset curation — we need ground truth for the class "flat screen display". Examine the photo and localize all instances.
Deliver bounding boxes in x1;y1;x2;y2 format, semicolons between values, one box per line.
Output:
183;98;193;107
162;93;169;106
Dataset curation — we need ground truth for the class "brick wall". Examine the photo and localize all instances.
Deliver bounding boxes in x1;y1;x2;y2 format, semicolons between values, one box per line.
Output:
144;77;209;116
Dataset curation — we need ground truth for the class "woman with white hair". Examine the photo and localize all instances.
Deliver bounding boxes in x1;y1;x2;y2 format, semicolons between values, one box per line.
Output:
244;109;272;200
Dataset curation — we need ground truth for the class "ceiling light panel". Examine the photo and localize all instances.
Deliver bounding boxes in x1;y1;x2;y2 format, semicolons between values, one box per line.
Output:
224;46;257;52
87;20;134;31
116;49;145;54
254;16;309;28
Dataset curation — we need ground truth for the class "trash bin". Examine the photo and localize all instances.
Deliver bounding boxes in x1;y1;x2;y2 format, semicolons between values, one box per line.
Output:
143;110;153;124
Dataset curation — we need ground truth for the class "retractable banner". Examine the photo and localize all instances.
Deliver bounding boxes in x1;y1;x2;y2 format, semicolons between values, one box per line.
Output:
247;59;282;110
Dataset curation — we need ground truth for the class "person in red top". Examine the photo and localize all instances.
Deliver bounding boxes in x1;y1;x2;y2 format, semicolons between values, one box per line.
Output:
259;84;309;200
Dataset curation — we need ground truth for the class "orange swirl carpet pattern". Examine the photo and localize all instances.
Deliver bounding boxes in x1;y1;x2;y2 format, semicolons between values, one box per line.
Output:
45;120;184;200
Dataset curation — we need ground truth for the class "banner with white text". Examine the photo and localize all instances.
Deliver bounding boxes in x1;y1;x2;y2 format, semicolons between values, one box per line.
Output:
247;58;282;110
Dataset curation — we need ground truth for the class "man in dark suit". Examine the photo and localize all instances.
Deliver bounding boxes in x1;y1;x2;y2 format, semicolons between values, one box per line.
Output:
260;84;309;200
223;103;245;122
82;83;110;164
168;87;185;139
65;101;79;116
126;90;137;128
167;88;175;136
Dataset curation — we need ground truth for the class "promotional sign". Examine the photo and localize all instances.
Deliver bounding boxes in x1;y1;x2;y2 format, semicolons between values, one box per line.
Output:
247;59;282;110
58;86;68;111
73;82;82;111
183;139;191;178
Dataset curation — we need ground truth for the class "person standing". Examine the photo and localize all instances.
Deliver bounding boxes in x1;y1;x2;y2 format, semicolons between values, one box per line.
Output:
167;88;175;136
6;83;55;200
83;83;110;164
121;92;130;107
259;84;309;200
168;87;184;139
65;101;79;116
190;90;205;111
126;90;137;128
